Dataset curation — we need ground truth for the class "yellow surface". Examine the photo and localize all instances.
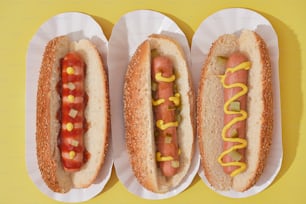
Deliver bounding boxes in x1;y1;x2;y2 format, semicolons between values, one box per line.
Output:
1;0;305;203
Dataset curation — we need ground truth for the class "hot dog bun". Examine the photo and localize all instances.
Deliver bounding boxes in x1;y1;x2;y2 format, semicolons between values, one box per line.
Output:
36;36;110;193
124;34;195;193
197;30;273;192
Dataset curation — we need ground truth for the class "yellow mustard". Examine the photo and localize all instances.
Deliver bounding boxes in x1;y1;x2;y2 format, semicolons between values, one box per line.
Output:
169;93;180;106
156;152;174;162
156;149;181;162
67;94;75;102
152;98;165;106
69;151;76;159
66;66;75;75
155;72;175;82
218;61;251;177
156;120;178;130
66;122;74;132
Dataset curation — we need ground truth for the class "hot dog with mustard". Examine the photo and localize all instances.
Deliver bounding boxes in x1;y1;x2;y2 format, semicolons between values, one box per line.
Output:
124;34;195;193
197;30;273;192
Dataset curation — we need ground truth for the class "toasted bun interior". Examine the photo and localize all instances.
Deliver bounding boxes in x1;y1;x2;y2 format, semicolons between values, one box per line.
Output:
70;39;110;188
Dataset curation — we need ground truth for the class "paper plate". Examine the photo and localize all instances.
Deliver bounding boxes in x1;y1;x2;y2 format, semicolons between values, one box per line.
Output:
191;8;283;198
108;9;200;200
25;12;113;203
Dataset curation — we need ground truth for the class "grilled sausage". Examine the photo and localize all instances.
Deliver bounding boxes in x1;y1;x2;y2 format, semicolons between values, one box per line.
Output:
221;52;249;176
60;52;86;172
151;55;180;177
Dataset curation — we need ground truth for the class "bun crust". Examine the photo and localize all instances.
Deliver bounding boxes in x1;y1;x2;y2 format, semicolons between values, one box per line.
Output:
197;30;273;192
36;36;110;193
124;34;195;193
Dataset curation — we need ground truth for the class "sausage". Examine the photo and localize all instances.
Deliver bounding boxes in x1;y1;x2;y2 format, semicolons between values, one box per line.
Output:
221;52;249;175
151;55;180;177
60;52;86;172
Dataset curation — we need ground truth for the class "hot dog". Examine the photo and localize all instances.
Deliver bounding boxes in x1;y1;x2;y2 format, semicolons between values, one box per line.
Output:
197;30;273;192
219;52;249;176
152;55;180;177
60;52;86;172
36;36;110;193
124;34;195;193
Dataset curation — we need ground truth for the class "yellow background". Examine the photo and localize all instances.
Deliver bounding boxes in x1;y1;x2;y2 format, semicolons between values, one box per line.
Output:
1;0;305;203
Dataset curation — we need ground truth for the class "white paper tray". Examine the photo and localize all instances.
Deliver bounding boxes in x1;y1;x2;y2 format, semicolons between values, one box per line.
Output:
25;12;113;203
108;9;200;200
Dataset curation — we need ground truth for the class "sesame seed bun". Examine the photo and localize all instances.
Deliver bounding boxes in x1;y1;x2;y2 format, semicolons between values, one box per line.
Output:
197;30;273;192
124;34;195;193
36;36;110;193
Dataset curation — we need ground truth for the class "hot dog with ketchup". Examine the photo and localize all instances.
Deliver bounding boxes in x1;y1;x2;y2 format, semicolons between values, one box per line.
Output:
60;52;86;172
36;36;110;193
124;34;195;193
197;30;273;192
